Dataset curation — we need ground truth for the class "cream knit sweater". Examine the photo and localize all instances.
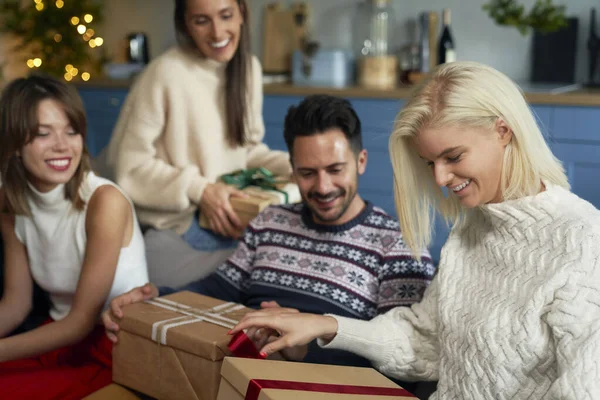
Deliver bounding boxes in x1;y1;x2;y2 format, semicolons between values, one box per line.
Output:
106;46;291;234
322;184;600;399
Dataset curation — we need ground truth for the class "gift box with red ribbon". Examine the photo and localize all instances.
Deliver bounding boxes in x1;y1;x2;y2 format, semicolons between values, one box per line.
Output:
112;292;256;400
83;383;141;400
217;357;418;400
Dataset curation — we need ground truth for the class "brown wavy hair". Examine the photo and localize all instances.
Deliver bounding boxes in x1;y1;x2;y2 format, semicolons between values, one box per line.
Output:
174;0;251;147
0;75;91;216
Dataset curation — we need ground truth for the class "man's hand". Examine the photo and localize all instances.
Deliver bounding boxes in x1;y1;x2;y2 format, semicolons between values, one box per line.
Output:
102;283;159;343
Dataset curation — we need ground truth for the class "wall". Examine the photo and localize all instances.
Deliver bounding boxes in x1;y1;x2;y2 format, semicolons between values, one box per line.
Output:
1;0;596;82
101;0;177;64
0;36;27;83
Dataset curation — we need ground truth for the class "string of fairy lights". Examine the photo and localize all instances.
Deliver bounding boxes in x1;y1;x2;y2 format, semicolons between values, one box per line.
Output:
25;0;104;82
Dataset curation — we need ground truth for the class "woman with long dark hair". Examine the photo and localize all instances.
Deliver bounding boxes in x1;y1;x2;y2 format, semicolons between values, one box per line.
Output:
106;0;291;270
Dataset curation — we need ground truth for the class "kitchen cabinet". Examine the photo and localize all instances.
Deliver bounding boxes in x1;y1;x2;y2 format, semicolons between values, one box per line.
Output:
77;87;128;157
548;106;600;209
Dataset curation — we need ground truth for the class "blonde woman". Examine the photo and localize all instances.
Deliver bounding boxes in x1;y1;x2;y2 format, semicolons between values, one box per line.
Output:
231;62;600;399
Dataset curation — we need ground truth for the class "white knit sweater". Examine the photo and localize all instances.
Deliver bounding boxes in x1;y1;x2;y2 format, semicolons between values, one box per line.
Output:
322;183;600;399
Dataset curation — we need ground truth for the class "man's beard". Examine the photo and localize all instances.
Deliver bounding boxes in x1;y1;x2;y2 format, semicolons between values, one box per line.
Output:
306;186;357;223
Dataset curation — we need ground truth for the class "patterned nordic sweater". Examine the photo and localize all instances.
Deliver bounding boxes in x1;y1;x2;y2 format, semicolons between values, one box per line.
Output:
321;184;600;399
187;202;435;320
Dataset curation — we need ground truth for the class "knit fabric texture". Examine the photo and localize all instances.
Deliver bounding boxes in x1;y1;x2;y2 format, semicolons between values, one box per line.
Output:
211;202;435;318
322;184;600;399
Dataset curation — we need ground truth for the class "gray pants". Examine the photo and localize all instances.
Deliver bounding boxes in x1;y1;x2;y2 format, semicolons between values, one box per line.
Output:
143;228;235;288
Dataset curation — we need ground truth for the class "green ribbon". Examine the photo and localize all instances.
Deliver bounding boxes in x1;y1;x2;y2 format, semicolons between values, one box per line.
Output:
220;168;290;203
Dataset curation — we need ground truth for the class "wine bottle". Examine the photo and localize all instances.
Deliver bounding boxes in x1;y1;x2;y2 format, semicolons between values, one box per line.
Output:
438;8;456;64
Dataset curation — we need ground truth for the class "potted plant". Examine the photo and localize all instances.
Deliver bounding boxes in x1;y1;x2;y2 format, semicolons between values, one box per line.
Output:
483;0;568;35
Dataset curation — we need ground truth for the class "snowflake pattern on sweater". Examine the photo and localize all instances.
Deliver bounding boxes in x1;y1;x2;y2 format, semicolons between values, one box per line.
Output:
215;202;435;319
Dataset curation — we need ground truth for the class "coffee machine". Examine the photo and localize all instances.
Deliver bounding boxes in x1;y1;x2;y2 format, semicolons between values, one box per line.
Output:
127;32;150;65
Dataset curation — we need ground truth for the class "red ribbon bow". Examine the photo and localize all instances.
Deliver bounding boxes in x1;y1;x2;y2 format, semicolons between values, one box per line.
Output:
227;331;267;359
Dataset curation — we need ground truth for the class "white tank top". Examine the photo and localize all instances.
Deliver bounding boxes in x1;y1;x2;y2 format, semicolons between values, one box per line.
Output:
15;172;149;321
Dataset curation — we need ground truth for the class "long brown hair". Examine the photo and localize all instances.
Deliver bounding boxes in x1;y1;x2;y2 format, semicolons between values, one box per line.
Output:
0;75;91;216
174;0;251;147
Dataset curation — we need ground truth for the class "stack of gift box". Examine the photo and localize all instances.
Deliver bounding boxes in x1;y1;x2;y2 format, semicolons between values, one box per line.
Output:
108;291;418;400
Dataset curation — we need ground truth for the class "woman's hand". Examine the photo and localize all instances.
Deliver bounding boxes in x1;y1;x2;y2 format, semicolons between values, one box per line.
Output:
230;307;339;358
245;301;308;361
200;183;248;238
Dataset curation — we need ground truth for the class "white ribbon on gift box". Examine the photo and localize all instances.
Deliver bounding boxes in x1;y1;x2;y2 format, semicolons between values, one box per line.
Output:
145;297;245;345
244;183;301;204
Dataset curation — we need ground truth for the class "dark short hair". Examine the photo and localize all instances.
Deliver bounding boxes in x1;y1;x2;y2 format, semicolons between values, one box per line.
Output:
0;74;91;215
283;95;362;158
174;0;251;148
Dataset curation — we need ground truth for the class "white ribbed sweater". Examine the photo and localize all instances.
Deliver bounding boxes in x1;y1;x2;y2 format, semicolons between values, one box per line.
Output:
322;184;600;399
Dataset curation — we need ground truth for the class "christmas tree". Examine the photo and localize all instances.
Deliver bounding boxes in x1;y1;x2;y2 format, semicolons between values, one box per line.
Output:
0;0;104;81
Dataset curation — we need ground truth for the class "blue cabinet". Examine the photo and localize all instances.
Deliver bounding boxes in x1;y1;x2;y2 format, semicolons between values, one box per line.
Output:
263;95;302;151
351;98;402;218
529;104;600;210
531;105;552;137
76;87;128;157
549;106;600;209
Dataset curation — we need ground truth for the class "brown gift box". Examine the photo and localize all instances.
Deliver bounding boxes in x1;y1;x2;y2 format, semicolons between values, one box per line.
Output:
199;183;300;230
217;357;417;400
112;291;254;400
83;384;141;400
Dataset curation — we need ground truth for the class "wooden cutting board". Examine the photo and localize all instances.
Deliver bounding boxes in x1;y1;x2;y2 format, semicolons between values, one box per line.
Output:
262;2;310;74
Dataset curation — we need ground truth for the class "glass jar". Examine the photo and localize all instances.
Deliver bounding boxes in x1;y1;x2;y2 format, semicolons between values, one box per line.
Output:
355;0;398;89
355;0;395;57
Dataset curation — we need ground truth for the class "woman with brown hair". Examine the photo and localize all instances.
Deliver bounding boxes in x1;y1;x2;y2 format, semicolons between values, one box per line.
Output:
106;0;291;263
0;75;148;398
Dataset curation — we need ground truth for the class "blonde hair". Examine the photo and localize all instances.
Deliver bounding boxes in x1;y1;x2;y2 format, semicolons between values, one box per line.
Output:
390;61;569;258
